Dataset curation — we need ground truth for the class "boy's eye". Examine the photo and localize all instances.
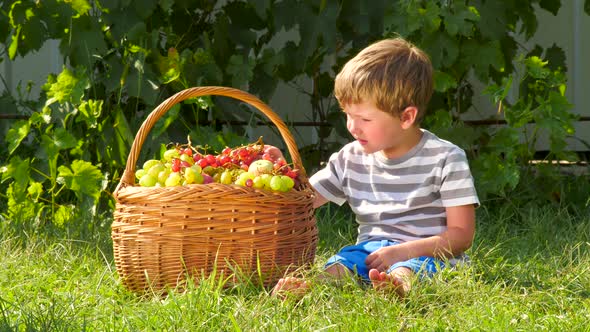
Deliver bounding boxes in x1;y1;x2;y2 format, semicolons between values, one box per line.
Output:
362;118;371;122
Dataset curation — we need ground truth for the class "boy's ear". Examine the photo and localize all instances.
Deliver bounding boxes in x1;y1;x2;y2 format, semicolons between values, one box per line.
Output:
400;106;418;129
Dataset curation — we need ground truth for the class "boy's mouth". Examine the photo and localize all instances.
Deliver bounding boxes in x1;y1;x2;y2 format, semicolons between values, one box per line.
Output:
357;139;368;145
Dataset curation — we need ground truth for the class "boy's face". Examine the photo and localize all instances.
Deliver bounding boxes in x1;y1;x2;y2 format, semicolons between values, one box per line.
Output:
344;100;412;157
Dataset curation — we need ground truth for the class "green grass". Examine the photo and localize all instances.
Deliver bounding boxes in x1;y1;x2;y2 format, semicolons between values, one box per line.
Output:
1;205;590;331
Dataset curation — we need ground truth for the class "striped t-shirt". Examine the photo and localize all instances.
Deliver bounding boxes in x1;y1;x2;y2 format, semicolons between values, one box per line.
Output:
310;129;480;244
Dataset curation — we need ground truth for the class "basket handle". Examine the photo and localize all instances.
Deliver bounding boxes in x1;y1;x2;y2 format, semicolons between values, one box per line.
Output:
116;86;307;190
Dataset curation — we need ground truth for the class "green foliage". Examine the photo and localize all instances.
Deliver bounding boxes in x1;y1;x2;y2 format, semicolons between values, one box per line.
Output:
0;0;587;232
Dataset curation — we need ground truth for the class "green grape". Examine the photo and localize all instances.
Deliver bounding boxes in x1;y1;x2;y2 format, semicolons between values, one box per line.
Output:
234;177;246;186
139;174;157;187
220;170;233;184
233;169;246;181
281;176;295;191
252;176;265;189
213;172;221;183
165;172;182;187
163;149;180;161
184;166;198;184
157;170;170;185
202;166;216;175
147;163;166;177
195;165;203;174
193;172;204;184
238;172;255;182
259;174;272;189
269;175;283;191
135;169;147;180
179;153;194;165
143;159;161;171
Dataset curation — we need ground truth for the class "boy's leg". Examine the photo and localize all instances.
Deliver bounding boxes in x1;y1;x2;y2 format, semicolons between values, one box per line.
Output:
368;267;413;298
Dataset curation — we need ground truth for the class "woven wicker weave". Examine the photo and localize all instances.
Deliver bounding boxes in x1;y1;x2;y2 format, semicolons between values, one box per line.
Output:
112;86;318;294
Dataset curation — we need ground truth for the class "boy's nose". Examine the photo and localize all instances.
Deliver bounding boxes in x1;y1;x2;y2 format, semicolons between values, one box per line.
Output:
347;119;358;135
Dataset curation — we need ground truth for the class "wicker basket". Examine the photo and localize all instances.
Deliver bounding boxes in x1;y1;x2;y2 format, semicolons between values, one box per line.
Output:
112;86;318;294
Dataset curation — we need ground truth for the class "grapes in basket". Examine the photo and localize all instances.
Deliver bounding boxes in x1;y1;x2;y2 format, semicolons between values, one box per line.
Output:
135;138;300;192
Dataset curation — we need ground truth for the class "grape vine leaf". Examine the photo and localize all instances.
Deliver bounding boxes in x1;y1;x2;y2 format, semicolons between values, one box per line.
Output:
473;0;507;40
53;205;75;227
226;54;255;90
27;181;43;202
442;3;479;37
102;7;143;42
421;32;459;69
524;56;550;79
249;0;271;20
505;100;533;128
489;127;520;149
224;8;260;50
352;1;386;36
6;120;30;155
60;16;108;68
45;66;90;106
68;0;92;16
0;156;30;189
251;48;281;100
125;65;159;105
8;1;46;57
433;70;457;93
514;2;539;40
57;160;103;200
134;0;158;19
0;3;9;43
546;90;574;115
274;0;338;72
7;27;20;60
544;44;567;72
41;128;78;158
461;40;504;81
273;0;299;31
538;0;561;16
406;1;441;34
158;0;174;13
586;0;590;15
77;99;104;128
224;1;265;30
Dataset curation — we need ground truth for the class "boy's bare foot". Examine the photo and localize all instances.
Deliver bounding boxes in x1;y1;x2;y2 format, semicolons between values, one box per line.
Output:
271;277;310;298
368;268;409;298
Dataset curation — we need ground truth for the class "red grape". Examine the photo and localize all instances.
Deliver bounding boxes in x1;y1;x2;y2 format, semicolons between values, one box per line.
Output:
197;159;208;168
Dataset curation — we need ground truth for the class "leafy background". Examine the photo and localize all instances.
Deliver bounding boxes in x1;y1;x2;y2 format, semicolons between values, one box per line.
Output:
1;0;589;235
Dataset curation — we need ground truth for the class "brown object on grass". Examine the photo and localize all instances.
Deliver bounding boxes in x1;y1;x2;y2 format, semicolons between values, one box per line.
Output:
112;86;317;294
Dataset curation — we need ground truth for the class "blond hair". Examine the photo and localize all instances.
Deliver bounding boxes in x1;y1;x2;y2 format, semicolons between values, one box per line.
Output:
334;37;433;123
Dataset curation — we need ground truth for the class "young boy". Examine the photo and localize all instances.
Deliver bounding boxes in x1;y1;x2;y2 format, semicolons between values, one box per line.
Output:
271;37;480;298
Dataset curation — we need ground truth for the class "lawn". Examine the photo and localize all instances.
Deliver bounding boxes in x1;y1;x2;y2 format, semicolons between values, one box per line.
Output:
1;204;589;331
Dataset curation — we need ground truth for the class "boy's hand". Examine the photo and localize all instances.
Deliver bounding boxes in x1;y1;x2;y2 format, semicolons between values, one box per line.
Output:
365;246;405;272
263;145;285;161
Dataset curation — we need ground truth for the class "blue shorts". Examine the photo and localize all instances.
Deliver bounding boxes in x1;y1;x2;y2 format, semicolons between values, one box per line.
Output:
325;240;450;282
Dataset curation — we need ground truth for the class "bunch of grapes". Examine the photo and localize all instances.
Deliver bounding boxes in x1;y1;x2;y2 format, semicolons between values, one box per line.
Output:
135;138;301;192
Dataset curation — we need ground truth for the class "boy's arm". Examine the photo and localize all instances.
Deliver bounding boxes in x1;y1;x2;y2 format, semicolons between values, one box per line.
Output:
365;204;476;271
312;190;329;208
263;145;329;209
